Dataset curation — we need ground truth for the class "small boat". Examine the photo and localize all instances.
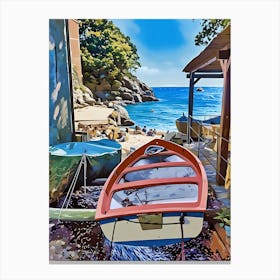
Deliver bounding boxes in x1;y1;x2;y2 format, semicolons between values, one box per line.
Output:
196;87;204;92
49;139;121;203
175;113;201;139
200;116;221;140
95;139;208;246
203;115;221;125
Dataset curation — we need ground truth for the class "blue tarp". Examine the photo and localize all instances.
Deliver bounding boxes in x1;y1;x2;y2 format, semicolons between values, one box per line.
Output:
49;139;121;156
49;140;122;202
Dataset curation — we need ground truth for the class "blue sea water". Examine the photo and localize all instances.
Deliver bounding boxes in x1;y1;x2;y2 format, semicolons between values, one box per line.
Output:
125;87;223;132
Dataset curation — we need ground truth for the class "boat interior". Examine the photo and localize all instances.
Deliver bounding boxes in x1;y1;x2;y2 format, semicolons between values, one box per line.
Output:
110;183;199;209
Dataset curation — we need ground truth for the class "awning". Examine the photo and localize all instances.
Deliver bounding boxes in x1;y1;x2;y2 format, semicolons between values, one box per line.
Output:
183;25;230;73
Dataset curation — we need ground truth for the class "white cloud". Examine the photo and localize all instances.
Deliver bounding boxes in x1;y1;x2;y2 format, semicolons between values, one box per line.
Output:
136;65;160;75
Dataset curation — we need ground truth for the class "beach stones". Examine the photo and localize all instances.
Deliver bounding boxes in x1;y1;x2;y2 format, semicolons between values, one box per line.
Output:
49;220;107;261
49;185;221;261
122;119;135;126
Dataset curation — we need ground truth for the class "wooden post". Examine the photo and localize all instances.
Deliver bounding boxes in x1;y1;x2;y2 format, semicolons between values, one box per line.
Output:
217;60;230;185
187;72;195;144
65;20;76;142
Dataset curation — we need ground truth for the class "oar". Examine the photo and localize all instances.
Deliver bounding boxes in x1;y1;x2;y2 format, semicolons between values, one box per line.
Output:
49;208;96;221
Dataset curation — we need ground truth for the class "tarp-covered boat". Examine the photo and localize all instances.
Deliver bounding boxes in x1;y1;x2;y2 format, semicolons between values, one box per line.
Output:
49;139;121;203
175;113;201;139
95;139;208;246
176;114;221;139
203;115;221;125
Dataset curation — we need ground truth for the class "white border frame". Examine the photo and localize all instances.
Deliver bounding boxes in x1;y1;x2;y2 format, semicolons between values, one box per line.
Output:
1;0;279;279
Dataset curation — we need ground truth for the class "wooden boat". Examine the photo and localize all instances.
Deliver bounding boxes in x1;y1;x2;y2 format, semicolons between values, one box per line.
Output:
203;115;221;125
175;113;201;139
95;139;208;246
49;139;121;204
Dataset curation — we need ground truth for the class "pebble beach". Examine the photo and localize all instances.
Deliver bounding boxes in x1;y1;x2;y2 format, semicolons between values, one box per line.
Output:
49;184;227;261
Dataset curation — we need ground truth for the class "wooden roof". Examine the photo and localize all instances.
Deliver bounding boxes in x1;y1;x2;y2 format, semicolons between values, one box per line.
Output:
183;25;230;73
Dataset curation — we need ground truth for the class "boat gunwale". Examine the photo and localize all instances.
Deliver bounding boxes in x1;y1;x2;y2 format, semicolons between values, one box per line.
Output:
95;139;208;221
98;204;207;220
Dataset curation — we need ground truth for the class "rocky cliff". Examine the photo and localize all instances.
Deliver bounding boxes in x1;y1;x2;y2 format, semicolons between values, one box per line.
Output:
72;72;158;126
83;74;158;104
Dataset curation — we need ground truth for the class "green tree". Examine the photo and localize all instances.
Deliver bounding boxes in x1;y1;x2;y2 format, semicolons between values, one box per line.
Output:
79;19;140;90
195;19;230;46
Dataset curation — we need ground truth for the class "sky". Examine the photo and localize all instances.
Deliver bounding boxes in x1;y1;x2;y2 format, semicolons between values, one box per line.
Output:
112;19;223;87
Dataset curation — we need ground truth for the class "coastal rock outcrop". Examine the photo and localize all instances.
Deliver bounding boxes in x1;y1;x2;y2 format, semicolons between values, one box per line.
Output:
119;87;134;102
142;95;159;102
133;94;142;103
73;86;96;108
72;68;156;127
110;103;135;127
72;68;97;108
121;76;159;102
83;74;158;104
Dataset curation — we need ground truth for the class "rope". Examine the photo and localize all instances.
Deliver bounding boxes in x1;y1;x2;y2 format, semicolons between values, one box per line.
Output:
57;154;86;220
108;215;187;260
83;154;87;195
65;158;83;208
108;218;118;260
179;214;186;261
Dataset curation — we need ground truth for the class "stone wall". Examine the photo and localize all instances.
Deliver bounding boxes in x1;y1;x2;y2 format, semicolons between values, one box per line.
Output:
49;19;74;146
68;19;83;83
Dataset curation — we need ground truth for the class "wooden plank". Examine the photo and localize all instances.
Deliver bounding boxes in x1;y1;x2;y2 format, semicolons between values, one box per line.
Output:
188;57;217;73
217;62;230;185
49;208;96;221
186;73;223;79
214;224;227;242
210;231;230;260
182;25;230;73
194;77;201;85
187;72;195;143
214;224;231;252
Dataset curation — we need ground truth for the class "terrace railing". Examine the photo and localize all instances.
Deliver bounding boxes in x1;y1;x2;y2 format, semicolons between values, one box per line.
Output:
187;115;231;185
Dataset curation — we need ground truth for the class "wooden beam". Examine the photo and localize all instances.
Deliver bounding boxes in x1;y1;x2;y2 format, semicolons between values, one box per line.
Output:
219;49;230;59
187;72;195;144
217;62;231;185
65;20;76;141
194;77;201;85
186;73;223;79
196;69;223;73
188;57;217;73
